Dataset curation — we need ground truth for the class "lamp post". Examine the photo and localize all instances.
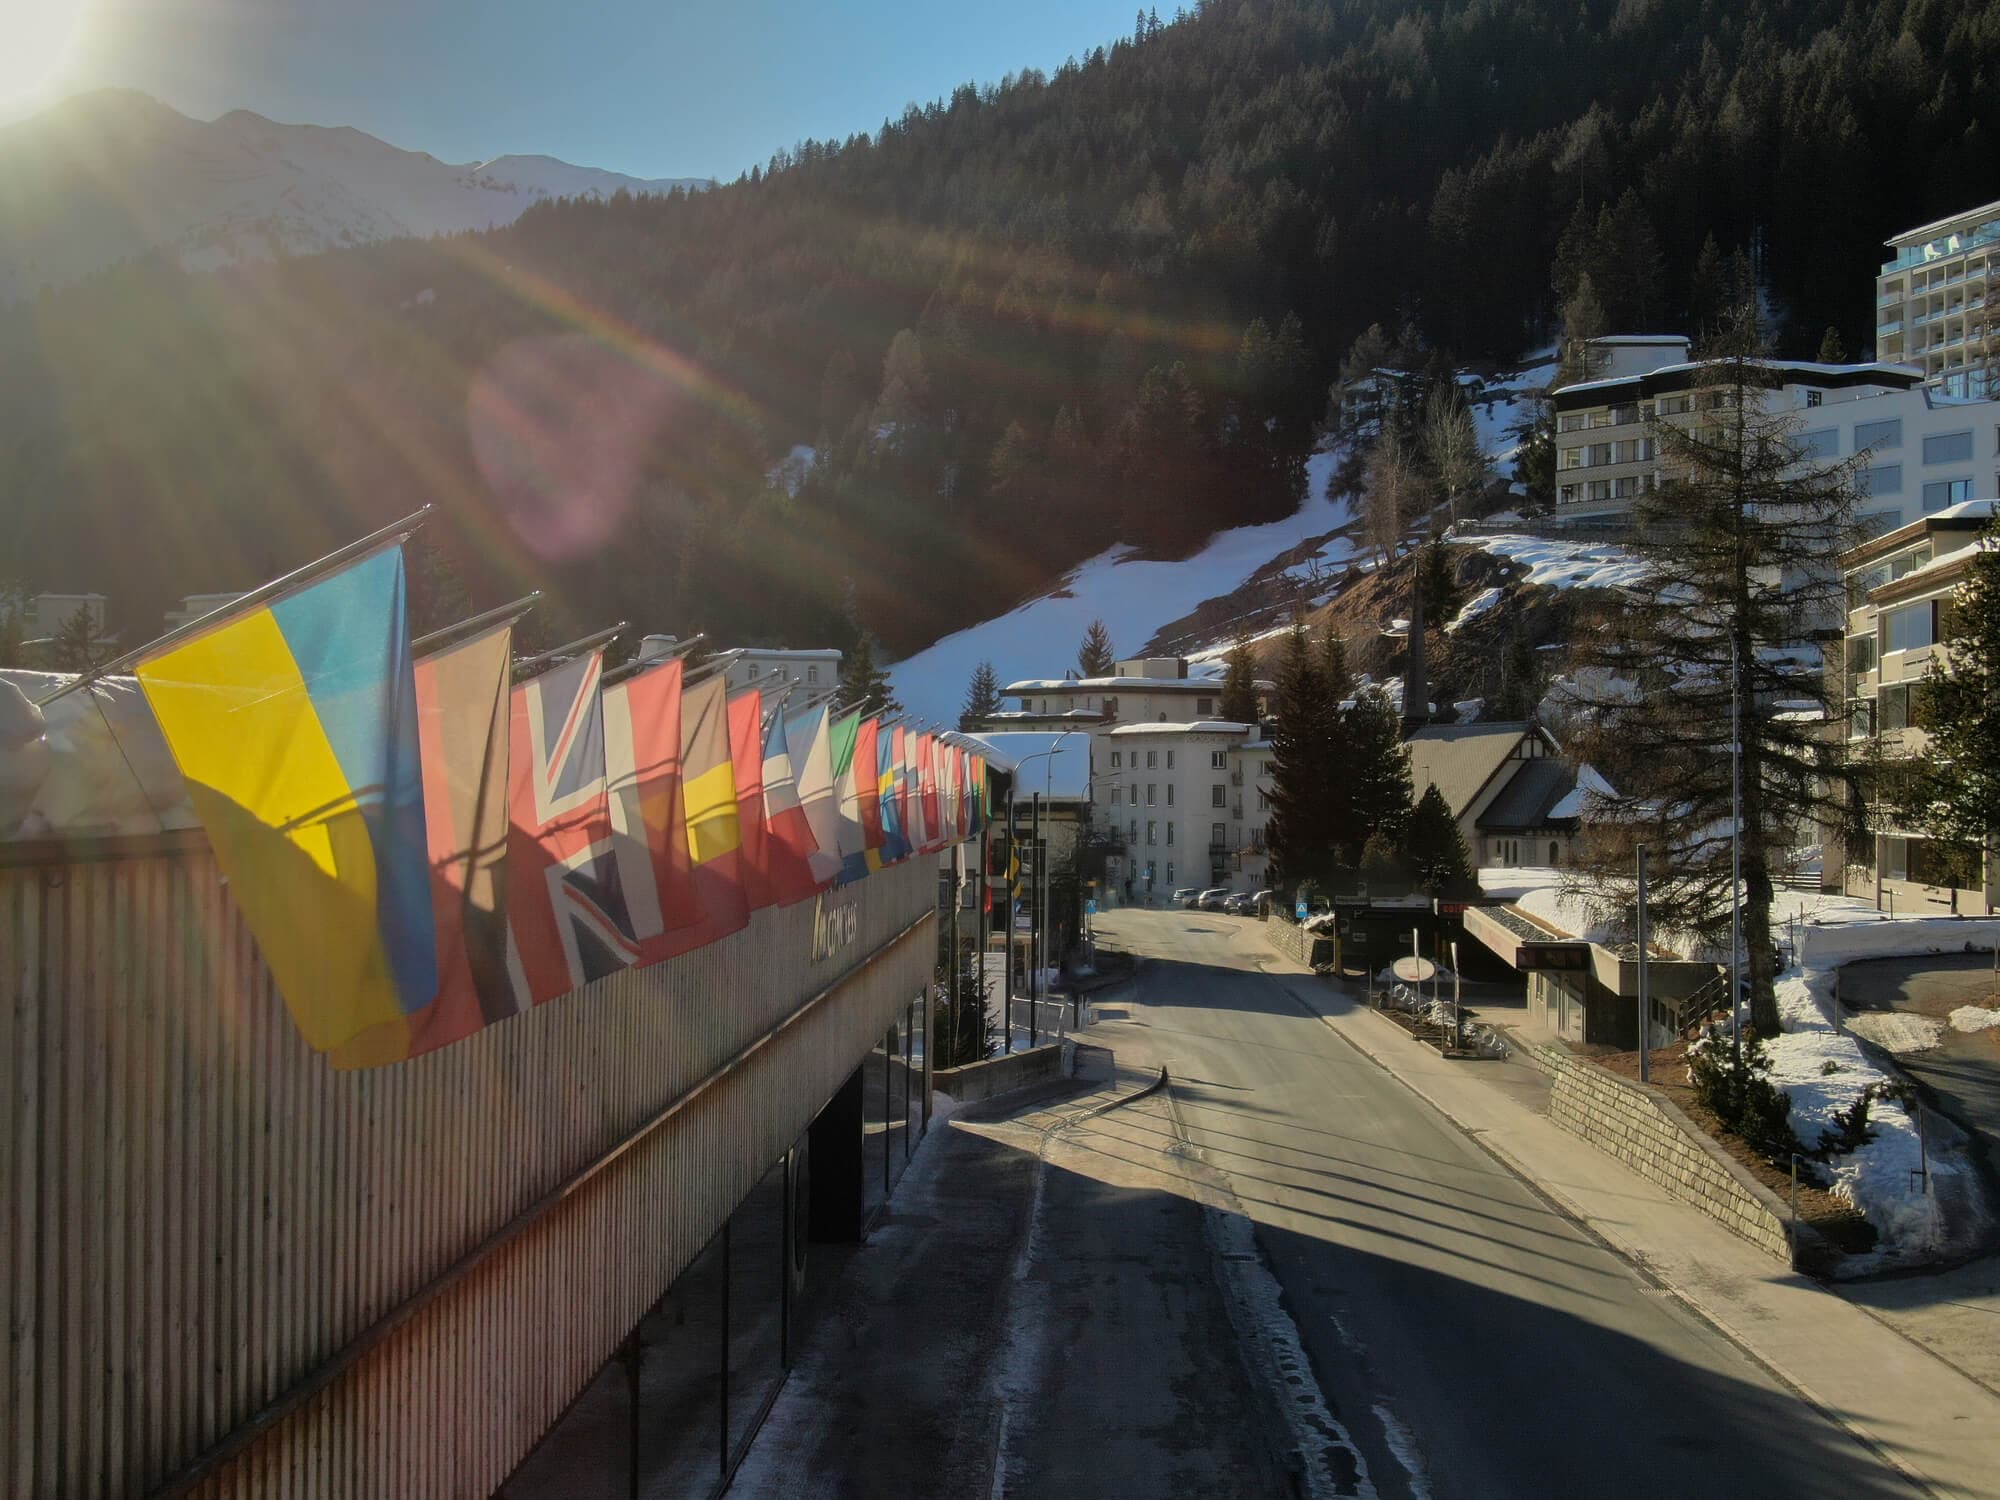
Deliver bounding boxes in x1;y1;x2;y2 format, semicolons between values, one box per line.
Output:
1009;728;1084;1050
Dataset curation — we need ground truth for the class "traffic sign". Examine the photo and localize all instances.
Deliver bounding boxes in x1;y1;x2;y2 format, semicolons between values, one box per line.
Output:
1295;901;1308;921
1391;955;1438;983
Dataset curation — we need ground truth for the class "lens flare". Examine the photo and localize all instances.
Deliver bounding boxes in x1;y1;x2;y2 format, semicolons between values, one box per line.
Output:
0;0;87;111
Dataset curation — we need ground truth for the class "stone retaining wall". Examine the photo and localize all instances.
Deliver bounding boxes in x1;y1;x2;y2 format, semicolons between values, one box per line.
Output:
934;1041;1065;1103
1520;1042;1797;1263
1264;917;1334;969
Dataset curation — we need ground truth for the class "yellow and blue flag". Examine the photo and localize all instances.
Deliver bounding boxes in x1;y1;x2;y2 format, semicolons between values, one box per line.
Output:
136;546;437;1052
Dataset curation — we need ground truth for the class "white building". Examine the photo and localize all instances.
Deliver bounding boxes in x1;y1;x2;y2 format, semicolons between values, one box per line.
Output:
1551;346;1997;537
1875;197;2000;399
1092;720;1271;899
27;592;108;643
163;592;246;631
992;655;1271;731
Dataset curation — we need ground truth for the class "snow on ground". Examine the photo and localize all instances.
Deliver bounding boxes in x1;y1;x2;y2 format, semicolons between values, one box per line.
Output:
1952;1005;2000;1033
1446;586;1502;633
1184;620;1297;664
769;443;816;496
1462;356;1551;478
889;447;1354;722
1456;532;1651;593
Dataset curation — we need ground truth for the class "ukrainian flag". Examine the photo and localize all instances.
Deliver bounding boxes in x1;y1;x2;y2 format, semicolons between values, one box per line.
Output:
135;546;437;1052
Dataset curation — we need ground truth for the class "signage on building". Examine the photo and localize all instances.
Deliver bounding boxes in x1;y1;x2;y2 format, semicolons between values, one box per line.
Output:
809;894;860;963
1517;942;1589;972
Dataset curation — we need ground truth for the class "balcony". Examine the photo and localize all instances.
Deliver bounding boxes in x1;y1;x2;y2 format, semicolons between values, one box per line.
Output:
1229;768;1243;786
1877;319;1901;338
1207;842;1230;857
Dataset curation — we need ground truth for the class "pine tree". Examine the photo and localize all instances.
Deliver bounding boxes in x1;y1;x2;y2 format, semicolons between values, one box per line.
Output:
1559;306;1867;1037
1077;618;1116;677
1816;325;1846;364
838;629;900;718
1319;625;1352;706
1418;541;1461;627
1407;784;1473;892
1557;273;1608;384
1265;624;1339;894
1218;638;1261;725
1345;688;1415;853
1910;512;2000;889
960;660;1001;730
1491;628;1543;720
51;605;108;673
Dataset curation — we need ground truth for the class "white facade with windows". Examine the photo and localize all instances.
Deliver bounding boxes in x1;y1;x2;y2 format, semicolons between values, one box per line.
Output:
1875;197;1999;399
1834;500;1999;913
1092;719;1272;899
1551;349;1997;537
991;656;1271;731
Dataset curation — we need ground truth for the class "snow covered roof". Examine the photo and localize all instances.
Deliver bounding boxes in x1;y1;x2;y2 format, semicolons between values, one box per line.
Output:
1406;722;1548;820
1844;499;1999;567
955;731;1092;799
1104;720;1254;737
1887;198;2000;244
1005;673;1230;693
1553;359;1923;403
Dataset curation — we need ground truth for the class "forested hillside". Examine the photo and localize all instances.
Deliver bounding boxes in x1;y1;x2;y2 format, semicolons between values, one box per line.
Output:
3;0;1995;656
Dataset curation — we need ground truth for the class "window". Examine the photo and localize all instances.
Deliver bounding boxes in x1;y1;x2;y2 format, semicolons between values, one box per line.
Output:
1560;447;1585;470
1257;788;1270;810
1146;783;1156;806
1922;431;1974;465
1110;750;1123;769
1858;510;1901;538
1165;822;1175;845
1848;697;1876;738
746;664;760;679
1111;786;1122;806
1130;820;1139;842
1210;750;1228;769
1146;821;1156;846
1658;394;1693;415
1878;682;1932;732
1166;750;1175;769
1855;418;1903;452
1882;601;1936;653
1858;464;1902;497
1166;784;1175;806
1211;784;1227;807
1559;484;1580;506
807;665;819;684
1166;863;1175;885
1146;750;1157;769
1211;821;1226;847
1798;428;1838;460
1196;698;1212;715
1845;634;1877;675
1922;478;1973;511
1146;861;1156;887
1558;412;1588;432
1806;390;1823;408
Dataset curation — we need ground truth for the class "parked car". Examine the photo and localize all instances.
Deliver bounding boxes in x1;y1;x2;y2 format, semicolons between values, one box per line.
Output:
1198;887;1232;910
1250;889;1275;916
1222;892;1253;914
1170;887;1199;908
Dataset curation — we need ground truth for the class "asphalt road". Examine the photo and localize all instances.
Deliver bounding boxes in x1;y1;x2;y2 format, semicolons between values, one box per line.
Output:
1091;908;1918;1500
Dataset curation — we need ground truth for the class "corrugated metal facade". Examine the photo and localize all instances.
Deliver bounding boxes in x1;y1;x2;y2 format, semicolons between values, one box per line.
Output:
2;836;936;1498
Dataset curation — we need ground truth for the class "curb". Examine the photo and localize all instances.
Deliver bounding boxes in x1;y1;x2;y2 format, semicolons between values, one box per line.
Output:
1274;973;1946;1499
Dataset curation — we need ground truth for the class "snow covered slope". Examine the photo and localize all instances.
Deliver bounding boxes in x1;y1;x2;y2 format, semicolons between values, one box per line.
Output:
890;449;1355;723
0;89;710;300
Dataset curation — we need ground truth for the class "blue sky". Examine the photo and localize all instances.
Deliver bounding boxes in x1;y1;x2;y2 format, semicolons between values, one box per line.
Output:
60;0;1146;178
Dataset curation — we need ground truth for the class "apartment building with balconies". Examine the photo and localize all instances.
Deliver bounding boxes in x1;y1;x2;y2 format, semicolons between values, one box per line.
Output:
1875;197;2000;400
1832;500;1998;913
1550;347;1992;538
1090;718;1273;898
989;655;1271;731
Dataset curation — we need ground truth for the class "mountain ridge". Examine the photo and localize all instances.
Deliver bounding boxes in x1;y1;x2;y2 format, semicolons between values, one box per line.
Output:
0;87;711;300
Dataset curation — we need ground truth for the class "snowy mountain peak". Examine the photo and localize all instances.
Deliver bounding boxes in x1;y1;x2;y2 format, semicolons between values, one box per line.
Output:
0;90;711;302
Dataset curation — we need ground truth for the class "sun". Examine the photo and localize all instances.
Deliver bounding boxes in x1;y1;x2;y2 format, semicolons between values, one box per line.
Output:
0;0;89;112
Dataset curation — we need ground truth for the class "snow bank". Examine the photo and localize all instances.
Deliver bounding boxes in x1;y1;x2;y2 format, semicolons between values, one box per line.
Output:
1951;1005;2000;1033
1460;533;1651;592
888;446;1354;722
1446;587;1502;633
1767;917;1999;1265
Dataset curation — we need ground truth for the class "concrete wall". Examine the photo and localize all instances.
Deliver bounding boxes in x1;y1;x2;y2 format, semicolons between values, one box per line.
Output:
1517;1042;1796;1263
1265;916;1334;969
933;1042;1065;1103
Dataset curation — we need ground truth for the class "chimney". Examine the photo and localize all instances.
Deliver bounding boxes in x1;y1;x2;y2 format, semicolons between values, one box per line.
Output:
1402;562;1429;736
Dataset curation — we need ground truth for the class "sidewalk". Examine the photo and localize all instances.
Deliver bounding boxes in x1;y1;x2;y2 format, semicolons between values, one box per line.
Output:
1250;933;2000;1500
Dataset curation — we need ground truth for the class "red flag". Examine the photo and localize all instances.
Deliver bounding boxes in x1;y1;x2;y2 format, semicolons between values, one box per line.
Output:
854;716;884;850
729;688;775;910
919;731;941;852
761;706;825;905
604;657;723;957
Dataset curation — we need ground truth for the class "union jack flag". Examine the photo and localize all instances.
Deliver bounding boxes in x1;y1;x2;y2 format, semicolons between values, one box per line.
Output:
503;651;640;1006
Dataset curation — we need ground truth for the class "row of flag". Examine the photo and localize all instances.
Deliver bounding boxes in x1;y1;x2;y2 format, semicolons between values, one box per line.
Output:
123;538;988;1068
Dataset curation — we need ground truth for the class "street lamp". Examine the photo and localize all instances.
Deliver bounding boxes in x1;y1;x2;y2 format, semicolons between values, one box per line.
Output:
1009;727;1083;1048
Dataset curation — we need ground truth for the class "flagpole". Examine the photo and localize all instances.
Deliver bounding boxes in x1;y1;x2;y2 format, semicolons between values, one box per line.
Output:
33;505;434;707
511;622;628;680
412;592;542;656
